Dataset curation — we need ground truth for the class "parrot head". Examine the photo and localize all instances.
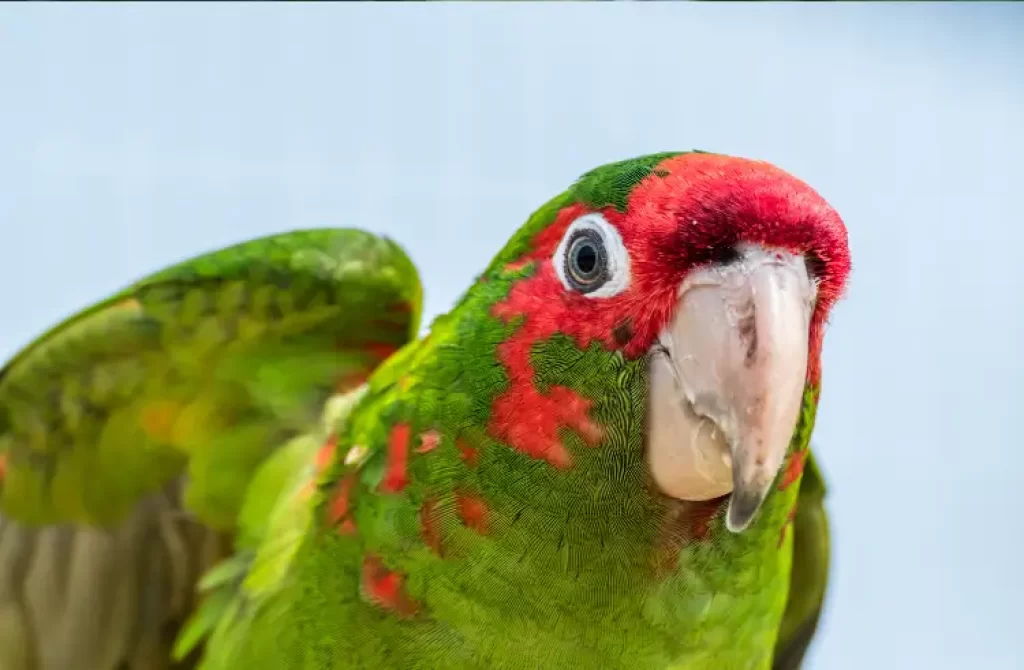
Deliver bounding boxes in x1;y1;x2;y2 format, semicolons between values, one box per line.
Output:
480;151;850;533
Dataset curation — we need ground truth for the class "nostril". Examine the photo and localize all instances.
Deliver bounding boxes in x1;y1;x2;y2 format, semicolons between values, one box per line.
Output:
709;245;741;266
804;252;826;280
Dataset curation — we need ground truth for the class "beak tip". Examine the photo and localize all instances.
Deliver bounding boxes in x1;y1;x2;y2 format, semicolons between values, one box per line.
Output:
725;487;767;534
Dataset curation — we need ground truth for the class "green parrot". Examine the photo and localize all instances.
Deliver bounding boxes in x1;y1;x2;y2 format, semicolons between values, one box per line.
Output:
0;150;849;670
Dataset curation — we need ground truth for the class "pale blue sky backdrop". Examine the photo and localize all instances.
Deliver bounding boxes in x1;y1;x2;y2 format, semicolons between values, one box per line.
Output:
2;4;1022;668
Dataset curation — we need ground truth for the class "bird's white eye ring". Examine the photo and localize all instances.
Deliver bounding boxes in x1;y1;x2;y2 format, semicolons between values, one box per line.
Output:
553;214;631;298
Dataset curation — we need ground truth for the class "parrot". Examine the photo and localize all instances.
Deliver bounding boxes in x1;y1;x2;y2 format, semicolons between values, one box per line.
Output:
0;150;850;670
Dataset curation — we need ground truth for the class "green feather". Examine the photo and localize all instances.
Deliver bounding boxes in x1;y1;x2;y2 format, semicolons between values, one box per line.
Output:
772;450;831;670
0;228;421;529
0;228;422;668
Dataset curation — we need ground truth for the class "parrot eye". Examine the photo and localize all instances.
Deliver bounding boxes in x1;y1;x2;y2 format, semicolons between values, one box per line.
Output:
567;230;605;287
553;213;631;298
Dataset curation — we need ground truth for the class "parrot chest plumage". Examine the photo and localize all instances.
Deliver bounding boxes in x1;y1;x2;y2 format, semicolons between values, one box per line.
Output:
219;263;812;670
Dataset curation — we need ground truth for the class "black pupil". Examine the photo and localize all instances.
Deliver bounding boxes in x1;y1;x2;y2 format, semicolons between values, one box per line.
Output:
574;242;598;276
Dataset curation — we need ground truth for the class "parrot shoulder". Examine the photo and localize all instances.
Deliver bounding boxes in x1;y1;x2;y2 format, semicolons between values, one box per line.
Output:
772;447;831;670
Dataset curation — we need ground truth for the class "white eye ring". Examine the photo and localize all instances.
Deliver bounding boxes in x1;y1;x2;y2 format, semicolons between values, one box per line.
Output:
552;213;631;298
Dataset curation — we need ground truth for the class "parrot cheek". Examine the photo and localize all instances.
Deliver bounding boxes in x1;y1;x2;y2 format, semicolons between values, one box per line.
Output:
645;243;816;533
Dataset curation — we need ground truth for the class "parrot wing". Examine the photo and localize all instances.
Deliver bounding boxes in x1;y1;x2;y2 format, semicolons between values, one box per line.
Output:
772;448;831;670
0;228;422;670
173;384;367;669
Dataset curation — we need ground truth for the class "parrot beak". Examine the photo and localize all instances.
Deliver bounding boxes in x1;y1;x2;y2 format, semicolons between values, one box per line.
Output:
647;244;816;533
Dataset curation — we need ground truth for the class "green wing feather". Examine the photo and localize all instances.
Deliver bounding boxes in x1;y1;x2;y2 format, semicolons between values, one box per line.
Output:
0;228;421;529
0;228;422;670
174;385;368;666
772;449;831;670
